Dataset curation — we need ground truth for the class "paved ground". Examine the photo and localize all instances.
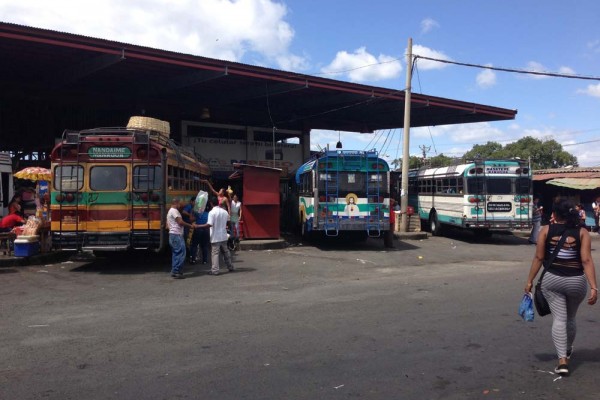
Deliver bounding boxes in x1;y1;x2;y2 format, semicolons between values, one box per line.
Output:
2;231;600;399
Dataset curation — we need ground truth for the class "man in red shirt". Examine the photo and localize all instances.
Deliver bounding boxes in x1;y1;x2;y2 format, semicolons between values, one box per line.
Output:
0;212;24;232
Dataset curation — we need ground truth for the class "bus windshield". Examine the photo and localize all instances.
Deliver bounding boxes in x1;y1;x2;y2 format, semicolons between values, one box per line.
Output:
318;172;389;194
467;177;527;195
486;178;512;194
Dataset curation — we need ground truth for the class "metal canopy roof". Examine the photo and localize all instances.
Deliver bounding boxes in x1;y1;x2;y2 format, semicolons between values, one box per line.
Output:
0;22;517;153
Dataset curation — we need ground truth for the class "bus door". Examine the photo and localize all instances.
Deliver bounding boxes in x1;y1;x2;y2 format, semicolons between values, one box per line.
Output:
87;164;131;233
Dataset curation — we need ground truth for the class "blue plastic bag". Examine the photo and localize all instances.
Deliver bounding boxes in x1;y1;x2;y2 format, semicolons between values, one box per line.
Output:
519;293;535;322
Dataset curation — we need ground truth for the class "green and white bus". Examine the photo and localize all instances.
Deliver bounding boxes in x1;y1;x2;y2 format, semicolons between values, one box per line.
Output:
295;150;390;238
393;159;532;236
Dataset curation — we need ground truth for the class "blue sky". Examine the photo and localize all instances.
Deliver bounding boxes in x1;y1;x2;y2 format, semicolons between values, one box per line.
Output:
2;0;600;166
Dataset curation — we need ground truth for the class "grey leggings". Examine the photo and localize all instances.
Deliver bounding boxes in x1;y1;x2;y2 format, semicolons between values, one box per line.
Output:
541;272;587;359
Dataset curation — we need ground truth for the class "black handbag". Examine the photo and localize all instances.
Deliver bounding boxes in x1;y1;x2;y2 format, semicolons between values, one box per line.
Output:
534;230;570;316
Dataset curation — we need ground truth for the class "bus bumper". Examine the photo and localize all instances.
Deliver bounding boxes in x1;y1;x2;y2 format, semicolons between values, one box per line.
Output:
52;231;162;251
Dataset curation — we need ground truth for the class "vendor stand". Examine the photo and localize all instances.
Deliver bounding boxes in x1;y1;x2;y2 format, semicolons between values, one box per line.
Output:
11;166;52;255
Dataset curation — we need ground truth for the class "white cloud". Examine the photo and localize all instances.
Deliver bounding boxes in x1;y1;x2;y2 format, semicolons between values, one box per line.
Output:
587;39;600;54
476;65;496;89
0;0;308;70
524;61;549;79
558;66;576;75
577;83;600;98
411;45;452;70
420;18;439;34
412;123;505;143
321;47;402;83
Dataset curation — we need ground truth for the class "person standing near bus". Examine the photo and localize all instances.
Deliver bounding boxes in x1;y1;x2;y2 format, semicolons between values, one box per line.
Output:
181;196;196;262
197;197;234;276
593;196;600;233
202;180;231;215
191;202;211;265
576;204;587;230
529;197;543;244
167;197;195;279
230;194;242;243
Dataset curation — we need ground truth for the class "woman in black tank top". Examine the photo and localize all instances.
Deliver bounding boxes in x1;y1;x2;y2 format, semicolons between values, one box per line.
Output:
524;198;598;376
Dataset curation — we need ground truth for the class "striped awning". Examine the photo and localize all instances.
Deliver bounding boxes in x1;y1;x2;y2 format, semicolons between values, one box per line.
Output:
546;178;600;190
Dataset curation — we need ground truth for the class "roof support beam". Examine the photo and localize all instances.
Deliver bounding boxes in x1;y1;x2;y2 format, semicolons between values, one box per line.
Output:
211;81;309;107
140;69;229;96
46;53;124;88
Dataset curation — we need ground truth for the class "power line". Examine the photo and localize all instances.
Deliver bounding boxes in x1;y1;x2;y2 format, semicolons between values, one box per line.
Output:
414;55;600;81
414;61;437;154
312;57;403;77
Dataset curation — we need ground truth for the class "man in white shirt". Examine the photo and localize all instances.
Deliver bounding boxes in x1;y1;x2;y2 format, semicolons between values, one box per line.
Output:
167;197;195;279
198;197;234;275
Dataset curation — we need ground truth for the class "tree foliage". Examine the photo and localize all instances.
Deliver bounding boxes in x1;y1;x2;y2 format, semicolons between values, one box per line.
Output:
393;136;577;170
462;136;577;169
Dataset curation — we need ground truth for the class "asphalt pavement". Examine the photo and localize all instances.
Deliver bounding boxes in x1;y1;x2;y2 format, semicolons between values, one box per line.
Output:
2;231;600;399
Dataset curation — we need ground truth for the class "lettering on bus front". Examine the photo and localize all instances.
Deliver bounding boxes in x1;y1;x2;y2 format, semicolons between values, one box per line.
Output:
487;202;512;212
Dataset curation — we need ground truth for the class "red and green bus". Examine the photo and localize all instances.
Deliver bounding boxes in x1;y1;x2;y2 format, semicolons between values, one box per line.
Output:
50;126;210;251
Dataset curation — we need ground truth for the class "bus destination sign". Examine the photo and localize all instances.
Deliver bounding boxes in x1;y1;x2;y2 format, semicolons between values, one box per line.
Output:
485;166;510;174
88;146;132;159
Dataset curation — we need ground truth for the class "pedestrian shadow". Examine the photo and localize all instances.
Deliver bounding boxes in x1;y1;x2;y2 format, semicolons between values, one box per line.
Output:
534;347;600;374
70;251;170;274
436;228;532;246
184;267;256;278
297;234;421;252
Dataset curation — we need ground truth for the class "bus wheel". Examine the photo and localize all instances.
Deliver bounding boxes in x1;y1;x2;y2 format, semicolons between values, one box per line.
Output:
430;213;444;236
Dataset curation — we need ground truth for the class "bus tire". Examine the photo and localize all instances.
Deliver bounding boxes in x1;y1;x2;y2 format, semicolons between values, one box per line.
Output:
430;212;444;236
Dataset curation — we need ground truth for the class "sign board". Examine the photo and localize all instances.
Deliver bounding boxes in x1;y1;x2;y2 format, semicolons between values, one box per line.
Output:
487;202;512;212
88;146;132;159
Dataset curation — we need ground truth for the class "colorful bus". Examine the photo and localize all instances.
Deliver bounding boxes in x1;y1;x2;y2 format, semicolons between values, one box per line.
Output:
50;125;210;251
393;159;532;236
295;150;390;238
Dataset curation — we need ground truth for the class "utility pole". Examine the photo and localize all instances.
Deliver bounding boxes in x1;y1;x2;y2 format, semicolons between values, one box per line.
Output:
419;144;431;159
400;38;413;233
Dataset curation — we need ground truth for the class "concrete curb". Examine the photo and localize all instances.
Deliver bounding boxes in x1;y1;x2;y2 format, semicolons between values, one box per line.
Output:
393;231;429;240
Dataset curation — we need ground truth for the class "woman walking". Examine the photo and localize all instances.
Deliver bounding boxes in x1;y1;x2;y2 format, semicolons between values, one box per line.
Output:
524;199;598;375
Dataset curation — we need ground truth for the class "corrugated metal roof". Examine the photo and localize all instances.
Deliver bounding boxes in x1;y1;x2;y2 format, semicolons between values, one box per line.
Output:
0;21;518;153
533;167;600;181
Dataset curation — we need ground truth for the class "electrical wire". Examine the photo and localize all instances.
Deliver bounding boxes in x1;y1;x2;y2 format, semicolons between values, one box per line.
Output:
312;56;403;77
413;60;438;155
414;55;600;81
265;83;278;168
380;129;392;154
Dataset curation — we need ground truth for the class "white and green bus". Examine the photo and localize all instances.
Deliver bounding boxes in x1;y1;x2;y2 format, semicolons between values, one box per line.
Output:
395;159;532;236
295;150;390;238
